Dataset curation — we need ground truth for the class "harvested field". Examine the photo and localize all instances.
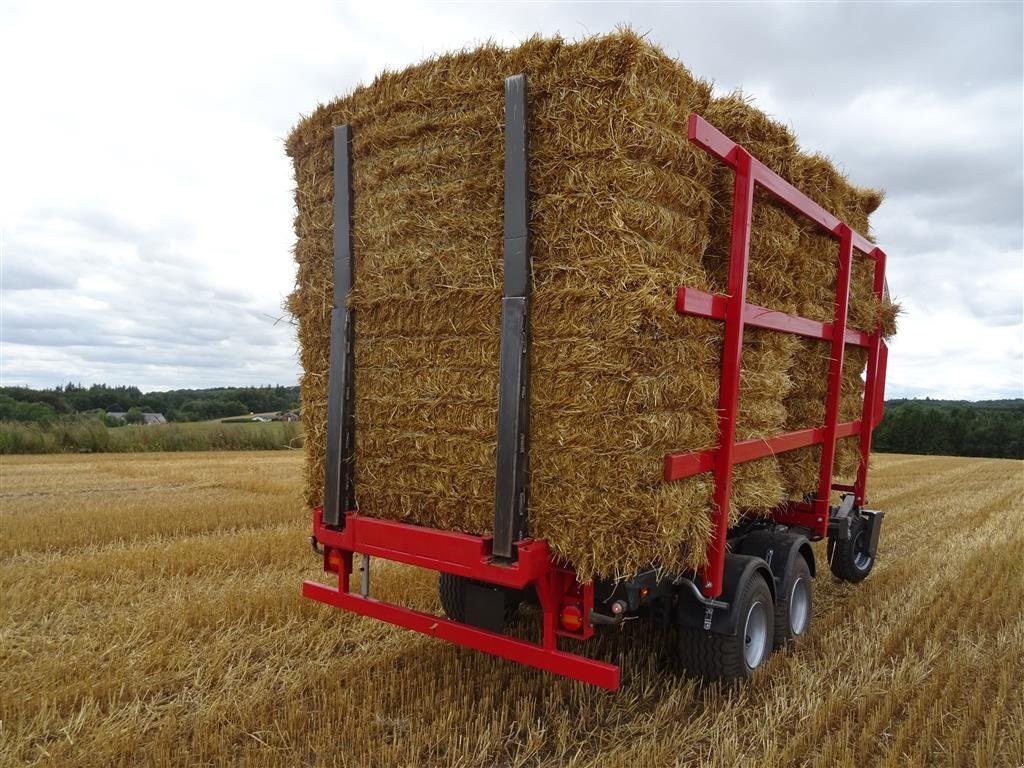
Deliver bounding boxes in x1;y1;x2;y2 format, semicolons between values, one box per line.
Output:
2;451;1022;767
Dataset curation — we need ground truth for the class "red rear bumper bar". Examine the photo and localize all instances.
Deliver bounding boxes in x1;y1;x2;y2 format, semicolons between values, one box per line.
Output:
303;509;620;690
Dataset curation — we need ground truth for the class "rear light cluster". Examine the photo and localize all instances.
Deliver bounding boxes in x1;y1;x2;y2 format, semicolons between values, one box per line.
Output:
325;547;344;573
559;602;584;632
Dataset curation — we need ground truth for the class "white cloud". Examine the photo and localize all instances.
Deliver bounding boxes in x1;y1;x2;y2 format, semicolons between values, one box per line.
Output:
0;0;1021;400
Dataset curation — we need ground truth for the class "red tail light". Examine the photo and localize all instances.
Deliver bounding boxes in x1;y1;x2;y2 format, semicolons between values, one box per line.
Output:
559;603;584;632
325;547;343;573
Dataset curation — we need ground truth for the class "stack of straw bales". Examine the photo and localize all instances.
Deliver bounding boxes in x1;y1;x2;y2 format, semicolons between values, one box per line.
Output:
287;32;897;579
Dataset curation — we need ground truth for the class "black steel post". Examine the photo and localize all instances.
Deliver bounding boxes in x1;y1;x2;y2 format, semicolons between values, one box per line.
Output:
323;125;356;527
492;74;530;560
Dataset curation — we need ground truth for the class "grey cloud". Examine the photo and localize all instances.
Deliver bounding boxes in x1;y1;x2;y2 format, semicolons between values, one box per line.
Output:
1;259;78;291
2;204;298;388
1;2;1020;397
531;2;1024;96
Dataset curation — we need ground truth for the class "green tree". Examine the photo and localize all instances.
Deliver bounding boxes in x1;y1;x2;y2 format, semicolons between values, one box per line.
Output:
0;394;57;424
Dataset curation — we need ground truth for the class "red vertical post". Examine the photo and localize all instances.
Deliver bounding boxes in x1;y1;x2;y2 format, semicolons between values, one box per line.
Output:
816;226;854;532
701;150;755;599
855;248;887;505
534;572;558;650
337;551;353;594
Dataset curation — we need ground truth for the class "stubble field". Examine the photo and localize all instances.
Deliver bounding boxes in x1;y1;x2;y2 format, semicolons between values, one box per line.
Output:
1;451;1022;767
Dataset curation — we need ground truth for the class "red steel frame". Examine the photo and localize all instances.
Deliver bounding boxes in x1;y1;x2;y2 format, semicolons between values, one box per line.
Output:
304;509;618;690
303;112;889;689
666;115;889;598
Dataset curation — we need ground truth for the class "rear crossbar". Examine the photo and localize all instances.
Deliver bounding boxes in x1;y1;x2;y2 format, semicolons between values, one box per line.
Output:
303;582;618;689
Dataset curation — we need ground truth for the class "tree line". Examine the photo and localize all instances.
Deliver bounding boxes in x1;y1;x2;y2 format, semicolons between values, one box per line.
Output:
872;399;1023;459
1;385;1021;459
0;383;300;424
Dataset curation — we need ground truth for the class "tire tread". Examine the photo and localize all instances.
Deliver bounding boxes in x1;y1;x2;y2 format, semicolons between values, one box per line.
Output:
827;517;874;583
678;576;773;682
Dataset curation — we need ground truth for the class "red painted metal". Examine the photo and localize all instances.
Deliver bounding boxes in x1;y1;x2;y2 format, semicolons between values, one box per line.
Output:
672;114;889;597
304;508;619;689
303;581;619;690
701;147;756;598
811;226;855;538
873;341;889;430
687;115;881;259
676;286;871;347
771;501;828;532
312;510;550;589
664;421;860;482
856;250;890;505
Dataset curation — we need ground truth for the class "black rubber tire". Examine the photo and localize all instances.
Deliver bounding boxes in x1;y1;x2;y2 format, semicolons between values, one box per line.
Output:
827;516;875;583
438;573;521;625
438;572;468;622
773;555;813;649
678;575;774;683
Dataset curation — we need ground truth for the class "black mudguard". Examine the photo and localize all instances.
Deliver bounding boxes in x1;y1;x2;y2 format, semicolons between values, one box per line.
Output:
734;529;816;588
676;554;775;636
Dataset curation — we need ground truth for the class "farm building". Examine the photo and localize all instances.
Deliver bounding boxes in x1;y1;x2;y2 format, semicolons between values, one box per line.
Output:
105;411;167;425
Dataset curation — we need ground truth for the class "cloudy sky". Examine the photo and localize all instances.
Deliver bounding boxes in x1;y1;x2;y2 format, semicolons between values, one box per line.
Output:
1;1;1021;399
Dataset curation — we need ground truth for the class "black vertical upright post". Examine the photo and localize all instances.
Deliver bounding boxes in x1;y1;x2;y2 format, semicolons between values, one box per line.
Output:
492;74;530;560
323;125;356;527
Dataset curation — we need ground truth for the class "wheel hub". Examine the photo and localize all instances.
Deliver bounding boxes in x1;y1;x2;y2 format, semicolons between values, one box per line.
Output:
852;530;873;571
789;576;810;636
743;600;768;669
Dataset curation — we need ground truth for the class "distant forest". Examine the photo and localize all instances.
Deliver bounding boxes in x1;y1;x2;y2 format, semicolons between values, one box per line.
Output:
0;383;299;423
872;398;1023;460
1;385;1021;459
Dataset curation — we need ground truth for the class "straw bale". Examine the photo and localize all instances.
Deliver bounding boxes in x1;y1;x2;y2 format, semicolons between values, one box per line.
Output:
698;95;806;522
289;32;725;578
287;31;896;580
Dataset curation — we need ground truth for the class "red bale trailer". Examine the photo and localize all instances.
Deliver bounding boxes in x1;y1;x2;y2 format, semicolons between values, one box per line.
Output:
303;75;890;691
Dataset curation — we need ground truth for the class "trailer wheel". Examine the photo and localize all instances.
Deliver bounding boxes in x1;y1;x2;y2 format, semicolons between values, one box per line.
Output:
678;574;774;682
438;572;469;622
827;517;875;583
438;573;520;625
774;555;812;649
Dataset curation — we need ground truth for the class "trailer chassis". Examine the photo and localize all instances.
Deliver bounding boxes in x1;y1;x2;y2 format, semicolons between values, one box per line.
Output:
303;74;890;690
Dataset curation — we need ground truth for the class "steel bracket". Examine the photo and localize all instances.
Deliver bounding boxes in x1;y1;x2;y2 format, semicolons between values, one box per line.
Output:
492;73;531;560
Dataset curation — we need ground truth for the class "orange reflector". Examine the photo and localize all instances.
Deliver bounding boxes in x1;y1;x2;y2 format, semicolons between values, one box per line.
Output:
559;603;584;632
325;548;344;573
640;586;650;599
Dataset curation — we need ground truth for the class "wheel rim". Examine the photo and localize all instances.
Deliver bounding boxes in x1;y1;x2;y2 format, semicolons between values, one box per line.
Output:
789;576;810;636
743;600;769;670
852;530;873;571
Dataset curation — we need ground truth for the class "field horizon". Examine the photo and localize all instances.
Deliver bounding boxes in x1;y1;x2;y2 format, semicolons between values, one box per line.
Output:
2;450;1022;766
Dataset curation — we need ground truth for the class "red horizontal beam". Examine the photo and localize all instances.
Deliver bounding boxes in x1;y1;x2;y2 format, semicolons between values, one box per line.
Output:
688;114;881;260
303;580;621;690
771;502;826;533
664;420;861;481
313;511;552;590
676;286;870;346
